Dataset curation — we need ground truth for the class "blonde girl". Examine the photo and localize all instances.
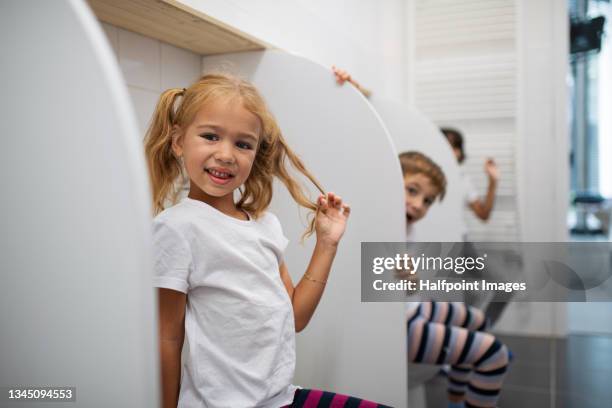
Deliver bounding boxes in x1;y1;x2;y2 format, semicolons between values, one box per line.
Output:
145;74;389;408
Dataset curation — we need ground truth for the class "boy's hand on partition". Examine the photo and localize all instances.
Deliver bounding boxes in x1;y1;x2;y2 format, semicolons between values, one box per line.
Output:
332;65;352;85
331;65;372;98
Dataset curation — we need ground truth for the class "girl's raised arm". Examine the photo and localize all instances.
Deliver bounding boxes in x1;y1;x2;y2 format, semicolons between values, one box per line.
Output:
281;192;351;332
469;158;499;221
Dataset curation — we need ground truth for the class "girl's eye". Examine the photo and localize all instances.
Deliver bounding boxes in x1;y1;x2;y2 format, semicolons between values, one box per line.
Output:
236;141;253;150
424;197;434;206
406;187;418;195
200;133;218;141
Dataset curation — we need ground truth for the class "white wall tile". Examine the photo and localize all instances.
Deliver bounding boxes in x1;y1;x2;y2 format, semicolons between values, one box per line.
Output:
127;86;161;138
100;23;203;144
118;28;160;91
100;22;118;57
161;43;202;90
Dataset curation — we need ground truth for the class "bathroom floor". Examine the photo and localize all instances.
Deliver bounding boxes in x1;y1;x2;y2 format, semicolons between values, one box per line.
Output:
424;334;612;408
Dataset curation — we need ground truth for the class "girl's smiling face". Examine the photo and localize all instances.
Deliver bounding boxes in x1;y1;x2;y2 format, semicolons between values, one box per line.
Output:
403;172;439;224
172;98;261;207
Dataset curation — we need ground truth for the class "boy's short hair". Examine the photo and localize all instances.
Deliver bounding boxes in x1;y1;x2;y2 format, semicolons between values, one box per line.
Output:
398;151;447;200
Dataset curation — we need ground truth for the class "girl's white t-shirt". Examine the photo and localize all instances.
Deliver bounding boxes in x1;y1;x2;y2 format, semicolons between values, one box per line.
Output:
152;197;297;408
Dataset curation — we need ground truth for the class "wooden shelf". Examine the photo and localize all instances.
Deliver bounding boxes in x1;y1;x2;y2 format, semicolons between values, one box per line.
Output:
87;0;267;55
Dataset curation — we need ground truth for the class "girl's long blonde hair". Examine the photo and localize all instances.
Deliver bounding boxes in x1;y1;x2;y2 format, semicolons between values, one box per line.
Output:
144;73;324;237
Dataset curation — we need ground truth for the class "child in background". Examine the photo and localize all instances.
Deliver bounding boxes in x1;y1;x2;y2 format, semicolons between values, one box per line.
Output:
441;128;511;323
441;128;499;225
399;151;447;237
399;151;510;408
144;73;391;408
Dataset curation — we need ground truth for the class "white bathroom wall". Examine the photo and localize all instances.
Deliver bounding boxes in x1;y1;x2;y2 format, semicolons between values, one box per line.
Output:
511;0;570;337
515;0;569;243
409;0;569;243
170;0;409;102
100;22;202;137
411;0;520;242
100;0;410;136
409;0;570;337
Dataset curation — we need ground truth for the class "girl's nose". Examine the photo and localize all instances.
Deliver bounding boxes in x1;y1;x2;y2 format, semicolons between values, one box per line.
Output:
214;142;235;163
412;198;424;212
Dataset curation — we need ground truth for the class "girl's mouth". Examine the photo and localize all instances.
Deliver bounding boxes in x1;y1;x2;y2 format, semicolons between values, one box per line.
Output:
406;213;415;223
206;169;234;185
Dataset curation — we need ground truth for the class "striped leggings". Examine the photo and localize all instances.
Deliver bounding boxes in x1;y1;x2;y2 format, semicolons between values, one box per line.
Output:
283;388;392;408
407;302;510;408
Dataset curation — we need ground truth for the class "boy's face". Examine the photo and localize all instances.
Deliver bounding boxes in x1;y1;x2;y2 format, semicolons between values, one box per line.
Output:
403;173;439;224
452;147;462;162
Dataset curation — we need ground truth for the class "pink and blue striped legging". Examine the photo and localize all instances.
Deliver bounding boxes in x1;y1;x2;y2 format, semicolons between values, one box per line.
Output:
408;301;510;408
282;388;392;407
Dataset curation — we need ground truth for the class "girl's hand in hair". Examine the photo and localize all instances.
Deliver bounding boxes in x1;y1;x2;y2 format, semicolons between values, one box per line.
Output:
315;192;351;247
484;158;499;182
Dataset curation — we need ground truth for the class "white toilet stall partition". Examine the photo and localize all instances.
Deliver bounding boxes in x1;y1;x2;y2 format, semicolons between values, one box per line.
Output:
0;1;158;407
372;98;464;242
371;98;464;402
202;50;407;406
